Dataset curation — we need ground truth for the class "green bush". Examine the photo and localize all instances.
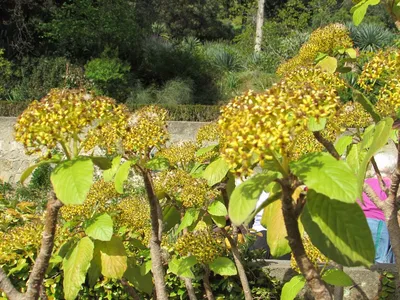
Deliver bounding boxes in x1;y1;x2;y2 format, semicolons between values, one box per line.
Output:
0;101;29;116
348;22;396;52
157;79;194;105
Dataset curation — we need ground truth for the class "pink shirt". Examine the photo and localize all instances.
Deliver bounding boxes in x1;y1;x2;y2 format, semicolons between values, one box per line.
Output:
359;177;390;221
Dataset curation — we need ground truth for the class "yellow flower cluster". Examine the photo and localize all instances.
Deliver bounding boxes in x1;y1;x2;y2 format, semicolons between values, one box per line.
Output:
155;169;218;208
376;78;400;118
219;67;344;175
14;89;125;156
277;23;353;76
83;104;130;154
291;235;329;273
123;106;169;158
196;122;222;146
61;180;119;221
357;49;400;93
175;229;225;264
117;196;151;245
156;142;197;168
0;222;43;263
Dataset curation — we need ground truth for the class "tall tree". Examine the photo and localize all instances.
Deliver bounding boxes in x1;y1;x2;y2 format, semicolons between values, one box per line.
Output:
254;0;265;52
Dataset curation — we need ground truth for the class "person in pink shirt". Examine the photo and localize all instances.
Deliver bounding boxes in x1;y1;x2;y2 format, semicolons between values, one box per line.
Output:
360;152;397;263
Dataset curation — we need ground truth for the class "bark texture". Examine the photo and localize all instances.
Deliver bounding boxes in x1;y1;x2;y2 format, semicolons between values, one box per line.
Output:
202;266;214;300
142;170;168;300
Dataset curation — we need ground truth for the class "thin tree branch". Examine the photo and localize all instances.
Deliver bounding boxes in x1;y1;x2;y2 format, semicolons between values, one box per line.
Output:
120;278;140;300
277;178;332;300
371;157;389;195
181;277;198;300
313;131;340;160
363;183;385;210
25;193;63;299
221;227;252;300
202;265;214;300
0;268;23;300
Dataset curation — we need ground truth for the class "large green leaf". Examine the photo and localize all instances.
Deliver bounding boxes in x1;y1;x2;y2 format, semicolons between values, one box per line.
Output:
114;160;134;194
209;257;237;276
124;258;153;295
20;156;61;184
103;156;121;182
351;0;381;26
281;275;306;300
97;236;127;279
346;143;366;175
63;237;94;300
168;256;197;279
322;269;353;286
229;172;278;226
207;200;227;217
308;117;327;132
290;153;358;203
356;118;394;196
261;200;291;258
87;246;101;287
211;215;226;228
85;213;113;241
202;157;230;186
177;208;199;234
51;158;94;205
195;144;218;157
301;190;375;267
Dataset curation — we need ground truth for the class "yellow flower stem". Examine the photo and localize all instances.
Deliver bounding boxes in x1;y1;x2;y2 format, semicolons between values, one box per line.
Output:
60;141;72;160
72;133;79;157
270;150;289;178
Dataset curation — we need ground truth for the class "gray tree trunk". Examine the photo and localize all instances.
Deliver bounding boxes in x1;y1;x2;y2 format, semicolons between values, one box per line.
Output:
254;0;265;53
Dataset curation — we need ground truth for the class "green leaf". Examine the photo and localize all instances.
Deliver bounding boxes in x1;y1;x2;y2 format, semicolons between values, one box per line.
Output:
322;269;353;286
334;135;353;156
351;0;380;26
63;237;94;300
103;156;121;182
346;143;366;175
85;213;113;241
145;156;170;171
281;275;306;300
207;200;227;216
125;258;153;295
20;157;61;184
87;246;101;287
316;56;337;73
90;157;112;170
195;144;218;157
229;172;279;226
345;48;357;59
168;257;195;279
140;260;152;276
308;117;326;132
353;91;381;122
261;200;291;258
357;118;394;196
97;236;127;279
209;257;237;276
290;153;358;203
177;208;200;234
163;206;181;232
211;215;226;228
114;160;134;194
51;158;94;205
202;157;230;186
301;190;375;267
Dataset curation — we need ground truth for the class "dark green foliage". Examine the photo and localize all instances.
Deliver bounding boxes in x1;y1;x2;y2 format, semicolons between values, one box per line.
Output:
349;23;397;52
29;164;52;191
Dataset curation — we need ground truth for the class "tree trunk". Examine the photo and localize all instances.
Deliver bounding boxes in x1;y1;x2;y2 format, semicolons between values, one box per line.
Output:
182;277;198;300
254;0;265;53
142;170;169;300
279;178;332;300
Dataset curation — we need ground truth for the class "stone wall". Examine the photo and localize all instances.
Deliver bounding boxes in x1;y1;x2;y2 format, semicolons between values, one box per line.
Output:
0;117;209;183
